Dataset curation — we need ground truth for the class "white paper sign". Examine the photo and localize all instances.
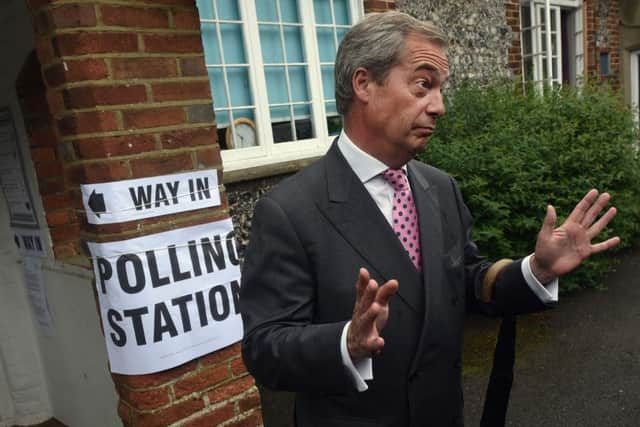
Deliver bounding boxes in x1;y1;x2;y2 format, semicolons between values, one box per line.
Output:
88;218;242;374
81;170;221;225
22;257;54;335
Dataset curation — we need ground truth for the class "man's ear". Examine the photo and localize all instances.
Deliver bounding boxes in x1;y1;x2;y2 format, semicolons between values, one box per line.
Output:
352;67;372;104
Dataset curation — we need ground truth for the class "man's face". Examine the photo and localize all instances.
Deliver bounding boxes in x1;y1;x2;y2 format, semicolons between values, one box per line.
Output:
364;34;448;167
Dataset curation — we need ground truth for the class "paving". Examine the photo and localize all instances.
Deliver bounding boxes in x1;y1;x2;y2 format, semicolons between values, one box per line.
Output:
259;246;640;426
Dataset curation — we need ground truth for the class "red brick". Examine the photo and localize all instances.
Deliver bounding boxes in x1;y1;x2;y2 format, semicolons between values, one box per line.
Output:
35;161;64;179
238;391;261;413
230;356;247;376
152;81;211;102
208;376;254;404
75;134;157;159
63;85;148;109
201;343;241;366
50;223;80;242
180;57;206;77
112;360;198;390
118;385;171;411
58;111;119;136
195;146;221;168
182;403;234;427
173;364;230;399
101;5;169;29
51;4;97;29
135;397;205;427
143;34;204;53
80;161;131;183
46;90;65;115
172;10;200;30
42;193;72;210
111;57;178;79
130;152;193;177
44;59;109;87
137;0;196;6
37;178;65;195
53;242;79;259
117;401;133;427
160;126;216;149
123;107;185;129
28;127;57;146
54;33;138;56
46;209;75;227
31;147;57;163
25;0;52;12
226;410;263;427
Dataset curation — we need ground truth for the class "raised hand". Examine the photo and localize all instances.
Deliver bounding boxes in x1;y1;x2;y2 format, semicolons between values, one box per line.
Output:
530;189;620;284
347;268;398;360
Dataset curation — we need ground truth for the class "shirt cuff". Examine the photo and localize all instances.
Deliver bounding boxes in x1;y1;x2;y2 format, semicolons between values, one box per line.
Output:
340;321;372;392
522;254;558;304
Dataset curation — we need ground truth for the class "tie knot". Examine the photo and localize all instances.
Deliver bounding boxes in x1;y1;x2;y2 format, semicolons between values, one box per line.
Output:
383;168;408;192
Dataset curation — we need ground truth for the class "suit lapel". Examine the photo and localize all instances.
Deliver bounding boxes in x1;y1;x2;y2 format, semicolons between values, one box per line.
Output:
316;144;422;313
407;160;445;374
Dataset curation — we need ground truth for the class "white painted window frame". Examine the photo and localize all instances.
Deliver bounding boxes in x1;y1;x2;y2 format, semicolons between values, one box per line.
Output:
631;50;640;123
520;0;584;91
208;0;364;173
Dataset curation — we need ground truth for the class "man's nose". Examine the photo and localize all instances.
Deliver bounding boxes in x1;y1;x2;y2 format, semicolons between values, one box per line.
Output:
426;91;445;117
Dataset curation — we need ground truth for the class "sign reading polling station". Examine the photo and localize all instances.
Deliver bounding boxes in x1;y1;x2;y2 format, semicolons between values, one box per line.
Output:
88;218;242;375
81;170;220;225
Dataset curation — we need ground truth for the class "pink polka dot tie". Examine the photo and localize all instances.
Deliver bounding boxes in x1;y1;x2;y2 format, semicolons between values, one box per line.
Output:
383;169;422;271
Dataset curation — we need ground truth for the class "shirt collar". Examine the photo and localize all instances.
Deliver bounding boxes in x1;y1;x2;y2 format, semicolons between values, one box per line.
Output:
337;130;407;184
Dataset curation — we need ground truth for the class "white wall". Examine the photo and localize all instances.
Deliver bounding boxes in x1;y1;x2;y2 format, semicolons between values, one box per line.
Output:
0;0;120;425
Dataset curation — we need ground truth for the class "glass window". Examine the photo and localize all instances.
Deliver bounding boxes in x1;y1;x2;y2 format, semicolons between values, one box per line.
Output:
196;0;362;170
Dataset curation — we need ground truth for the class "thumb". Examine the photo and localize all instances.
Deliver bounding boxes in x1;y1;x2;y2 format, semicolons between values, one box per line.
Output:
540;204;557;236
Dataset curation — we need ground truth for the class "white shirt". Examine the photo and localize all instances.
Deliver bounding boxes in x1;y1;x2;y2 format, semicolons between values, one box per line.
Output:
336;130;558;391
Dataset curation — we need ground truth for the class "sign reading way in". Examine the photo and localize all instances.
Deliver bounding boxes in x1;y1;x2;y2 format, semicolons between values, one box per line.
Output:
81;170;220;225
88;218;242;375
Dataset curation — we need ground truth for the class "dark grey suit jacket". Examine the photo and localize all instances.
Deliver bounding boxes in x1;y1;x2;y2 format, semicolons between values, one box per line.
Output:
240;142;548;427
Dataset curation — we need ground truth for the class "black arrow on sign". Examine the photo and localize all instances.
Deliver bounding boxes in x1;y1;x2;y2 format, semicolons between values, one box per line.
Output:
88;190;106;217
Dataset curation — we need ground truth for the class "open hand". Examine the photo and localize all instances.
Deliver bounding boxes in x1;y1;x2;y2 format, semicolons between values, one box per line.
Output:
531;189;620;284
347;268;398;360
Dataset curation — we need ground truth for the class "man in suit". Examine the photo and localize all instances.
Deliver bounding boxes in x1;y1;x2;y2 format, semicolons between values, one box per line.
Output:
239;11;619;427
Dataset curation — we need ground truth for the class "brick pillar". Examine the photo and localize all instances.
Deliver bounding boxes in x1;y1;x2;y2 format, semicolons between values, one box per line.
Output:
22;0;262;426
364;0;396;12
505;0;523;76
585;0;621;87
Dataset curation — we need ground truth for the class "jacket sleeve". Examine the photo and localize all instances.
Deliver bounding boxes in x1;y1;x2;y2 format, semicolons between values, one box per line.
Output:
239;195;354;393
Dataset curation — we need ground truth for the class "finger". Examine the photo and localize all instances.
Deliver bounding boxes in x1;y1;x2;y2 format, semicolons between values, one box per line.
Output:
539;205;557;237
355;268;370;301
375;279;399;306
359;279;379;315
587;206;617;239
581;192;611;228
590;236;621;254
566;189;599;223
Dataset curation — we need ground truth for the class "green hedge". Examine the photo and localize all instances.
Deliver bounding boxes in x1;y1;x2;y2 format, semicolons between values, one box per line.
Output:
419;80;640;291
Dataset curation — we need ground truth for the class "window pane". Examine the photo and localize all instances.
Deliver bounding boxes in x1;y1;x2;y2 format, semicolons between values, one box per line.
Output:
221;24;246;63
217;0;240;20
225;109;257;149
314;0;332;24
260;25;284;63
201;24;222;64
294;104;310;120
228;67;252;106
317;28;336;62
321;65;334;99
522;29;532;55
265;67;289;103
289;66;309;102
280;0;300;23
216;110;230;127
521;5;531;28
524;57;533;81
256;0;278;22
270;105;290;122
334;0;350;25
284;26;304;62
208;68;228;108
326;110;341;136
196;0;214;19
336;28;348;44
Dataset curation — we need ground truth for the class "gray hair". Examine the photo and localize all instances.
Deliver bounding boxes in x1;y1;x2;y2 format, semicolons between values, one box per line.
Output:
334;11;447;115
